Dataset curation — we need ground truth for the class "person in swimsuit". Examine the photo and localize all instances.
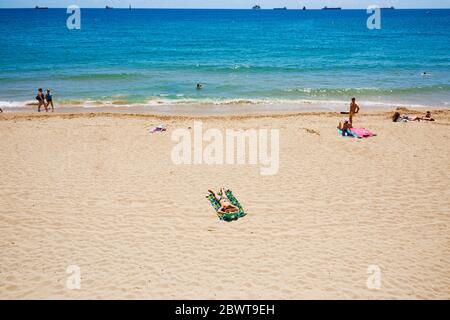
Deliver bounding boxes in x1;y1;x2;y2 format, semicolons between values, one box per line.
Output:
337;119;353;136
392;112;422;122
36;88;47;112
45;89;54;112
208;188;239;214
349;97;360;125
422;111;435;121
393;111;435;122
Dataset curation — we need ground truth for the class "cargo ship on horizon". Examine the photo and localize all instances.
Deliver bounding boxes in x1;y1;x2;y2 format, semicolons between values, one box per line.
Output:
322;6;342;10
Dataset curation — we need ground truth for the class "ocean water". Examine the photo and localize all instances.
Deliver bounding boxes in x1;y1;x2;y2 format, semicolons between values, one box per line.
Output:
0;8;449;111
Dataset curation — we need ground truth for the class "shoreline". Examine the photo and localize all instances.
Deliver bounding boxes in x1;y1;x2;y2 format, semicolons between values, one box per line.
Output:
0;108;450;123
2;96;448;116
1;103;448;118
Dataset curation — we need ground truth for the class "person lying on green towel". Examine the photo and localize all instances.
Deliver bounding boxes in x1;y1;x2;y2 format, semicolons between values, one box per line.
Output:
208;187;239;214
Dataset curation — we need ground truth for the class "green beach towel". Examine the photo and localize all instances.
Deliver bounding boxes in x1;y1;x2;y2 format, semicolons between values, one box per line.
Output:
206;190;246;222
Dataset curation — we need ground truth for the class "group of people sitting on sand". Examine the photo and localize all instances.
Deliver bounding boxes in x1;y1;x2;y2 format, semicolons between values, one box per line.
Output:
336;97;436;136
36;88;54;112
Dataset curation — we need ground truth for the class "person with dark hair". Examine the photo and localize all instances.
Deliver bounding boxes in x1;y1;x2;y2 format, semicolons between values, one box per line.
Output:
337;119;353;136
422;111;435;121
349;97;360;125
392;112;401;122
36;88;47;112
393;112;421;122
0;107;3;113
45;89;54;112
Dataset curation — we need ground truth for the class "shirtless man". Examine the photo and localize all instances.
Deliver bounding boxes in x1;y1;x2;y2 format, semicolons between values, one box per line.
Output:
349;97;360;125
208;188;239;214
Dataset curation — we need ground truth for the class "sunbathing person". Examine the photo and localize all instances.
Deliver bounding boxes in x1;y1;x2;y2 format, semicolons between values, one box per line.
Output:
337;119;353;136
392;112;421;122
208;188;239;214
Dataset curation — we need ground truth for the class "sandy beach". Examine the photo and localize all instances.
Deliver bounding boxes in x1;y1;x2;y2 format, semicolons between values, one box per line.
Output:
0;108;449;299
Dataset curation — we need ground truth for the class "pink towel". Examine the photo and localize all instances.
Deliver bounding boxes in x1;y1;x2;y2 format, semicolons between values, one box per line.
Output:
350;128;376;138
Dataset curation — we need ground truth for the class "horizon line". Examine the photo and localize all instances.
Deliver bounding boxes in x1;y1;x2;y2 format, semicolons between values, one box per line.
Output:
1;7;449;10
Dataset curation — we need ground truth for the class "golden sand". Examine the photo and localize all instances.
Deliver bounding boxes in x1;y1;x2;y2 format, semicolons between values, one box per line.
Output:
0;109;449;299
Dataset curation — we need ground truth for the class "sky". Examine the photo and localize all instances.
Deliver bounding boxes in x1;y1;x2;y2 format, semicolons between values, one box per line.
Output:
1;0;449;9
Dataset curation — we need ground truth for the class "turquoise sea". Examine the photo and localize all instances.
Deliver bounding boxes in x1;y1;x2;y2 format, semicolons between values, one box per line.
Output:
0;8;449;110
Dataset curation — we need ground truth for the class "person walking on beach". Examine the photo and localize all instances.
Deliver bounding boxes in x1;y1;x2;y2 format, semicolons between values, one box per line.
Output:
36;88;47;112
45;89;54;112
349;97;360;125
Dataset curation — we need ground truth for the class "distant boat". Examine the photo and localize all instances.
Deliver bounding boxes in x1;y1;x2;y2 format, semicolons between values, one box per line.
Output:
302;6;307;10
381;6;395;10
273;7;287;10
35;6;48;9
322;6;342;10
105;5;113;9
252;5;261;10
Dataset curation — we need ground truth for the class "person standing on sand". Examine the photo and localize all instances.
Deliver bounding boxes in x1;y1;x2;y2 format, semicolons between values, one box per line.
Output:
45;89;54;112
349;97;360;125
36;88;47;112
0;107;3;113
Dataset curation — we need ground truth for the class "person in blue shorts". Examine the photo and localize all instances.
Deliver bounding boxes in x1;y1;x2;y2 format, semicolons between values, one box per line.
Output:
45;89;54;112
337;119;353;136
